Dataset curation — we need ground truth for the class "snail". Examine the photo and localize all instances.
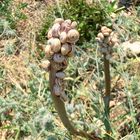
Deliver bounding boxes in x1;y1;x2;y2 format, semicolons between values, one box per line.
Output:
67;29;79;43
60;32;67;43
71;21;77;29
40;60;50;71
47;38;61;53
45;45;54;58
54;18;64;24
47;29;52;39
64;19;72;25
53;84;62;96
56;71;65;79
67;44;75;57
61;22;71;33
51;23;61;37
53;53;65;63
60;91;68;102
61;43;71;55
97;32;104;40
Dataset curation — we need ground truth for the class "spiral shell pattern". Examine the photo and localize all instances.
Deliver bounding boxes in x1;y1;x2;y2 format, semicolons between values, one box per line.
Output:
43;18;79;102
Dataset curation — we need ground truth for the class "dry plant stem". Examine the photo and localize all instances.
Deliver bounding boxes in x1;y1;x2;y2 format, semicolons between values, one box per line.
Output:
49;62;101;140
103;54;112;135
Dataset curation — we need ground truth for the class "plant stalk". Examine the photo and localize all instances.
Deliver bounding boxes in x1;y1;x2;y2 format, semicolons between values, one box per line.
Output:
103;54;112;136
49;62;101;140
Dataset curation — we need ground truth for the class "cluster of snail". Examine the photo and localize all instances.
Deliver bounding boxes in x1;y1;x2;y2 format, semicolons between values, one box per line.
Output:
42;18;79;102
96;26;119;60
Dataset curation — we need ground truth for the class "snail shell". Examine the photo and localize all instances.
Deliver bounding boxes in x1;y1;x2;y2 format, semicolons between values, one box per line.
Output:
54;18;64;24
101;26;112;34
60;92;68;102
67;29;79;43
64;19;72;25
51;23;61;37
67;44;75;57
56;71;65;79
53;84;62;96
40;60;50;71
61;43;71;55
47;38;61;53
60;32;67;43
45;45;54;58
102;32;110;37
47;29;52;39
53;53;65;63
61;22;71;33
97;32;104;40
71;21;77;29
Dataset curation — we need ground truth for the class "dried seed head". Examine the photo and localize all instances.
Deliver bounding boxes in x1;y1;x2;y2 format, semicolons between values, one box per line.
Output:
67;29;79;43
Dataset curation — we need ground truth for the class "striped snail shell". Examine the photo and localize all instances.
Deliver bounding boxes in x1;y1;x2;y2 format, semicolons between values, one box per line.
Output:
53;53;65;63
61;22;71;33
60;32;67;43
51;23;61;37
47;38;61;53
71;21;77;29
54;18;64;24
56;71;65;79
53;84;62;96
67;29;79;43
61;43;71;55
45;45;54;58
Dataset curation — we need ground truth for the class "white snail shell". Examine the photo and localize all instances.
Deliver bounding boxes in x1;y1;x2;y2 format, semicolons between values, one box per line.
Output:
71;21;77;29
103;32;110;37
53;84;62;96
53;53;65;63
51;23;61;37
47;38;61;53
47;29;52;39
45;45;54;58
56;71;65;79
64;19;72;25
67;29;79;43
40;60;50;71
97;32;104;40
54;18;64;24
60;32;67;43
61;43;71;55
